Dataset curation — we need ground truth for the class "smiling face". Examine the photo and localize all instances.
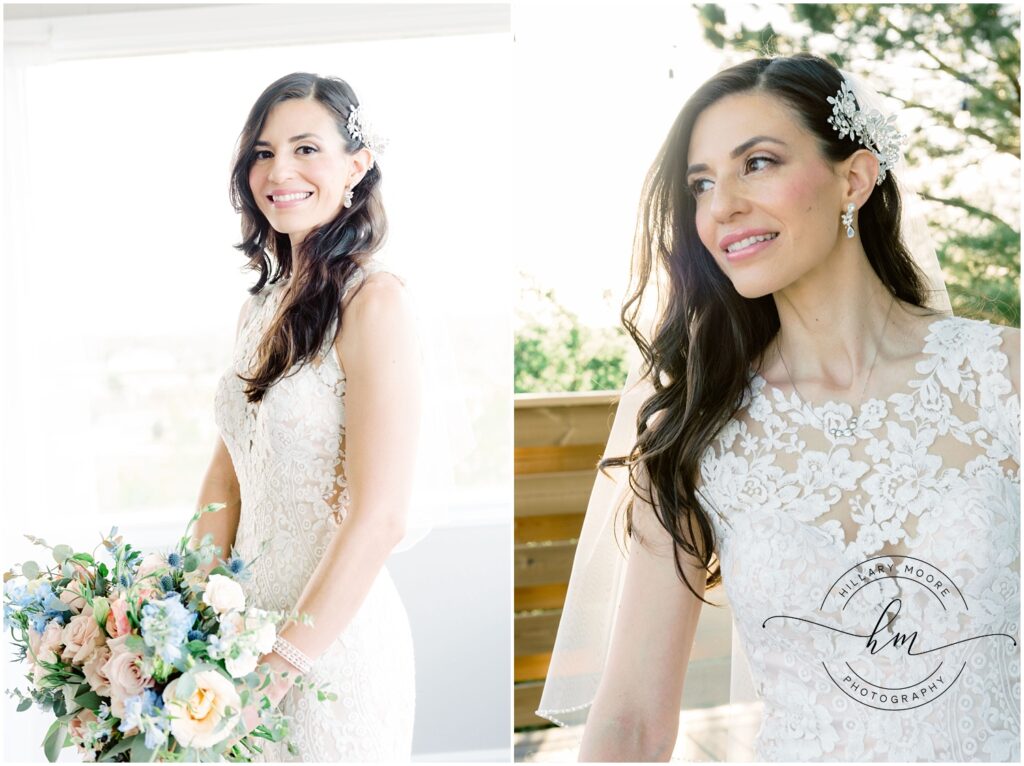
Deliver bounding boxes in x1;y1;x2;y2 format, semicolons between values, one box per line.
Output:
248;98;359;247
686;90;848;299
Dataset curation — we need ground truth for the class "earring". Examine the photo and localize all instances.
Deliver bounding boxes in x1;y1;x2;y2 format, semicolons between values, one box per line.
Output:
841;202;855;238
343;189;354;209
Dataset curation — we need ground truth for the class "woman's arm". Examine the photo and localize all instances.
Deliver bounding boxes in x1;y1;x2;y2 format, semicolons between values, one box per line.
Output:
191;300;250;561
579;473;707;762
192;436;241;565
261;272;421;685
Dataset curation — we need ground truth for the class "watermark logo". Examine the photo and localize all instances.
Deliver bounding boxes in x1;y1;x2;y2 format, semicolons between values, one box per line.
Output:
763;555;1016;711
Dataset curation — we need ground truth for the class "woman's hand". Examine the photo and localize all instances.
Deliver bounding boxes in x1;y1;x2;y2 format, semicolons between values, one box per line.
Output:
234;652;298;741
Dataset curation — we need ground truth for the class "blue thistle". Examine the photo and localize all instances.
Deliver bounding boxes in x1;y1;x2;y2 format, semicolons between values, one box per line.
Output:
227;557;245;575
166;552;182;568
159;574;175;592
187;628;206;642
119;574;131;588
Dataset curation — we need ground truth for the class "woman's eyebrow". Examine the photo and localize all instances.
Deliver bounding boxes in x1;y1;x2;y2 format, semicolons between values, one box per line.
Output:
254;132;323;147
686;135;788;177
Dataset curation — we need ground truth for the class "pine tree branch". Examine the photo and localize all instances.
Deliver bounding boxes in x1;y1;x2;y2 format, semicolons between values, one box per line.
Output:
877;12;1016;116
917;191;1018;234
881;93;1020;158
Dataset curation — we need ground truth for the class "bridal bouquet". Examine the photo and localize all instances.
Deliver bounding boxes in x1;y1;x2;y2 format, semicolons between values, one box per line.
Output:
3;504;333;762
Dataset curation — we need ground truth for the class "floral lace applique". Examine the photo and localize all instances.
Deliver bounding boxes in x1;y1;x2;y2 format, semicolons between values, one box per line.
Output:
698;316;1020;762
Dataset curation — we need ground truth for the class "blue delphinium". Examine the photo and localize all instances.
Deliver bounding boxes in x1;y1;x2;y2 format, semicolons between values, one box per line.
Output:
5;580;69;633
119;690;170;750
140;594;196;664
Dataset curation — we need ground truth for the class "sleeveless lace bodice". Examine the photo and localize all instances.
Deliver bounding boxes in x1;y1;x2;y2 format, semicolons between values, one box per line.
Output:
213;263;414;761
698;316;1020;761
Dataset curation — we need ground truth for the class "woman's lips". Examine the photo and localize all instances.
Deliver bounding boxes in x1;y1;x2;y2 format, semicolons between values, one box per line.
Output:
724;234;778;263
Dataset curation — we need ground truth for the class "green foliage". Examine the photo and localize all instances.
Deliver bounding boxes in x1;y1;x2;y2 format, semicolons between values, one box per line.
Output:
515;278;629;394
696;3;1020;325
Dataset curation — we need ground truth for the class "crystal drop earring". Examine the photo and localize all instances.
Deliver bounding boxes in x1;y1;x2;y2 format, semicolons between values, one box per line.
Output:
842;202;855;238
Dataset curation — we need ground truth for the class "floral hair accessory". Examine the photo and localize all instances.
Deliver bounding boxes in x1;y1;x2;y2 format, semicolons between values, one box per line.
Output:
826;78;905;185
346;104;388;160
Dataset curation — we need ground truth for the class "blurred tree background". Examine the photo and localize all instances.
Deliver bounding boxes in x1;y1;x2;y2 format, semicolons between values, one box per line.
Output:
697;2;1020;325
515;275;629;393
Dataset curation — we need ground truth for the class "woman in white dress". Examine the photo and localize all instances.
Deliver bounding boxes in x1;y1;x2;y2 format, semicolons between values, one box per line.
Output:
194;72;417;761
539;54;1019;761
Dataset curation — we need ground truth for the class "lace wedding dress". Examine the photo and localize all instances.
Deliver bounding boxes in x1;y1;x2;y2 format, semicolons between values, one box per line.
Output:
697;316;1019;761
214;262;415;761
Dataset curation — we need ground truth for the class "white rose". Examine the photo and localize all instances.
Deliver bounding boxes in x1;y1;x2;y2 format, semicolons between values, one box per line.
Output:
162;669;242;748
202;575;245;615
244;609;277;654
225;649;259;679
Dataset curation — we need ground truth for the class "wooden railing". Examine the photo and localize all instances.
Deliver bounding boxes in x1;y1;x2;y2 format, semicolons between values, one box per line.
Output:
514;391;734;730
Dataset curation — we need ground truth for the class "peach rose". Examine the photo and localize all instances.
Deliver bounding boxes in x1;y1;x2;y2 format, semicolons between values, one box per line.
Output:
59;579;88;613
162;669;242;748
105;597;131;639
201;575;245;616
105;635;153;717
61;611;105;666
29;620;64;664
68;708;98;744
82;644;112;697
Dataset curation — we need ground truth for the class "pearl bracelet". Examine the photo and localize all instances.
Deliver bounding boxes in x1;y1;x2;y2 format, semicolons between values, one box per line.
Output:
272;635;313;675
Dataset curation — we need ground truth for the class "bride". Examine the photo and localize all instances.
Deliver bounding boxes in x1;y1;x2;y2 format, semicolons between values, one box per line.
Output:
194;72;417;761
539;54;1020;761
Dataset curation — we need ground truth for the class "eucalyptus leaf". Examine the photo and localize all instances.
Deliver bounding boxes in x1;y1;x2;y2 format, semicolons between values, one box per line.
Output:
73;689;102;712
183;554;199;573
130;735;155;762
124;635;145;653
42;719;66;763
16;697;32;712
22;561;39;579
52;545;73;564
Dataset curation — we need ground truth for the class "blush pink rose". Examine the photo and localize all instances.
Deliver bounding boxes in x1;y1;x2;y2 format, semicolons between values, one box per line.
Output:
29;620;64;664
59;579;88;613
61;611;105;666
105;598;131;639
39;620;65;658
82;644;112;697
104;635;153;717
68;708;98;744
31;647;59;690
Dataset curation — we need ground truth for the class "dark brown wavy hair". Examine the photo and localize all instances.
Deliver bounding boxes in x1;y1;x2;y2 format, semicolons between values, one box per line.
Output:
229;72;386;403
604;54;933;603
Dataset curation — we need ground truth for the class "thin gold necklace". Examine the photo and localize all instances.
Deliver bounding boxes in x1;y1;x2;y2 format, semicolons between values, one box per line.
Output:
776;295;896;439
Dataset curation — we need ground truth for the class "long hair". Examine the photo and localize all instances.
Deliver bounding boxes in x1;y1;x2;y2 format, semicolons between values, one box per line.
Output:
604;54;931;603
228;72;387;403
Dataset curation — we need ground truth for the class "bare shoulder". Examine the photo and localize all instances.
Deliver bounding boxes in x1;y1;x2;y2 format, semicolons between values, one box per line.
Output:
336;270;419;370
342;270;411;317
